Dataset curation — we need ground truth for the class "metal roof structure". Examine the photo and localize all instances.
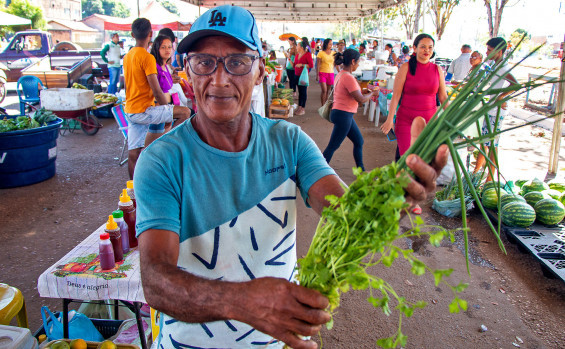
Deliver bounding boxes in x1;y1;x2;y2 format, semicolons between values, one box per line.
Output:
180;0;407;22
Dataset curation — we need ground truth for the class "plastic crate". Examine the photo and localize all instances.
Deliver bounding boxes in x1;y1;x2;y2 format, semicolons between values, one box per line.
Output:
33;314;124;340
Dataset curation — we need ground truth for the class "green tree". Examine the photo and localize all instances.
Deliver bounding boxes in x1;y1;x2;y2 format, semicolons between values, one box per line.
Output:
428;0;460;40
5;0;45;30
159;0;180;15
82;0;130;18
484;0;510;38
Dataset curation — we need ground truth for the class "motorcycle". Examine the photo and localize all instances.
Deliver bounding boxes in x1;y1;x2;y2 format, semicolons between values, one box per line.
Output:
0;62;7;105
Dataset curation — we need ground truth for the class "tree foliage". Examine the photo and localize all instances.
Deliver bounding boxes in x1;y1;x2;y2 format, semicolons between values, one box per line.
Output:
427;0;460;40
82;0;130;18
484;0;510;38
396;0;423;40
159;0;180;15
5;0;46;30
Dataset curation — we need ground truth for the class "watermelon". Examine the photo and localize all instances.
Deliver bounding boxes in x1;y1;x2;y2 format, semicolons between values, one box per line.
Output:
500;193;526;208
559;191;565;206
501;201;536;227
548;180;565;192
482;188;503;210
521;178;549;195
482;181;506;194
523;191;550;207
543;189;562;200
514;179;528;188
534;198;565;225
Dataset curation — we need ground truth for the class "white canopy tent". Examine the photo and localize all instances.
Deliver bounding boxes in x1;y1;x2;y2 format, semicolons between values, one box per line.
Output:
180;0;407;22
0;11;32;26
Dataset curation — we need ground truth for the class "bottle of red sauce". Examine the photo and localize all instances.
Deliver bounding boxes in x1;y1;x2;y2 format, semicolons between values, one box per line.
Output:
126;180;136;208
105;215;123;263
118;189;137;248
99;233;115;271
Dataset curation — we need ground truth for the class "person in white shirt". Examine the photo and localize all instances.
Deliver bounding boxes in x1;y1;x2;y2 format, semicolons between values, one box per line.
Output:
473;37;519;182
447;44;472;82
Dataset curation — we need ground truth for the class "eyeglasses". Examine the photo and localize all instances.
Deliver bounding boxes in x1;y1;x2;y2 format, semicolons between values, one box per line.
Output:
186;53;260;76
471;56;481;60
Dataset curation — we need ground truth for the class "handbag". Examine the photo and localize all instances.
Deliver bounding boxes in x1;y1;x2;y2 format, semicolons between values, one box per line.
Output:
298;67;309;86
318;73;342;122
41;306;104;342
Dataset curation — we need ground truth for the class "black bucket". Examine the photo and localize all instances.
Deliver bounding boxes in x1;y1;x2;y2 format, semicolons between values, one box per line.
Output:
0;116;63;188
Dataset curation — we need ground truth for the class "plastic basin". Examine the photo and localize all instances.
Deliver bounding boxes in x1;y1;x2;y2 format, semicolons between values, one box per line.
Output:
0;116;63;188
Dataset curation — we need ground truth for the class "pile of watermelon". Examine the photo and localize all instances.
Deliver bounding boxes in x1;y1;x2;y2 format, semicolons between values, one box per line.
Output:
480;178;565;228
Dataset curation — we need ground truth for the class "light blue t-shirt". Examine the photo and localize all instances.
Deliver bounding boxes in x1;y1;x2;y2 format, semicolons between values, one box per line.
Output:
134;113;335;348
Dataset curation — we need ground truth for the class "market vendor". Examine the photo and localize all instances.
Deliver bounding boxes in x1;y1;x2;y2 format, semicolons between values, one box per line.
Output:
134;5;448;349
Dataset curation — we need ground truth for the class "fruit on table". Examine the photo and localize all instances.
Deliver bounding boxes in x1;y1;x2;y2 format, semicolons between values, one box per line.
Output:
280;99;289;106
548;180;565;192
499;193;526;208
94;93;119;106
482;181;506;194
521;178;549;195
97;340;117;349
271;99;282;105
481;188;503;210
514;179;528;188
501;201;536;227
70;338;87;349
72;82;87;89
523;191;550;207
542;189;562;200
534;198;565;225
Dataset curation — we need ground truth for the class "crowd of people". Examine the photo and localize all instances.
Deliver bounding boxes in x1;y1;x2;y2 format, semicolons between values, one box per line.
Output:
94;4;521;348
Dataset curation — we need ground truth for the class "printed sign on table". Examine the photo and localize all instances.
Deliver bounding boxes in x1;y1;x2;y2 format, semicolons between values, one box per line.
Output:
37;224;146;303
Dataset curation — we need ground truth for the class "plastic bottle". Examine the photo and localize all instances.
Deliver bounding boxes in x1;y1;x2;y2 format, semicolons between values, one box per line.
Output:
127;180;136;208
105;214;123;263
119;189;137;248
112;210;130;254
99;232;115;270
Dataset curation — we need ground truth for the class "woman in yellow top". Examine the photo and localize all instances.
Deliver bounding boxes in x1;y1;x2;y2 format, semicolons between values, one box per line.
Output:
316;38;335;106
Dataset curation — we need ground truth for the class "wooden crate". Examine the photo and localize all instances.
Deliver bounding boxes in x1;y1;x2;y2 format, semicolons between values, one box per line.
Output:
268;104;291;119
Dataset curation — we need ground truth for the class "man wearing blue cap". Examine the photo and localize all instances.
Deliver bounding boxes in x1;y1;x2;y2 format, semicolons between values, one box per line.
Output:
133;5;447;349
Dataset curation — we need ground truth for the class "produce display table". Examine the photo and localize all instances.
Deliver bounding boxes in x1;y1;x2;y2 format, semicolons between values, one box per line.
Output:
37;225;148;348
486;210;565;283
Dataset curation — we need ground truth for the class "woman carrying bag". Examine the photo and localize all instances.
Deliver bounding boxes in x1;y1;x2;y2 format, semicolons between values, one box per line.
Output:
294;37;314;116
322;49;379;171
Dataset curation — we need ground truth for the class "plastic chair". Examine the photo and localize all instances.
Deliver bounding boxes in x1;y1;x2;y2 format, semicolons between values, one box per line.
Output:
111;104;128;166
0;283;28;328
16;76;44;115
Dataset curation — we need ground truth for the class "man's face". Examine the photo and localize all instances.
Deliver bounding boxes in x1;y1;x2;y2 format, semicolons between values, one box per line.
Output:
185;36;265;124
112;34;119;44
352;39;356;44
486;45;502;62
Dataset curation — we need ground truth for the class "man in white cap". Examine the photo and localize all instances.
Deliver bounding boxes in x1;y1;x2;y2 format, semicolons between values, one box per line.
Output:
134;5;447;349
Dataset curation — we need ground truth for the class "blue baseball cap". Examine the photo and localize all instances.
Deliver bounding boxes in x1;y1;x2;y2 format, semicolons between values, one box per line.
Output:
177;5;262;57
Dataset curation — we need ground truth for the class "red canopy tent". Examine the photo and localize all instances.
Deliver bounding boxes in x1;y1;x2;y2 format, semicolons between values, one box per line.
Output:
103;1;194;31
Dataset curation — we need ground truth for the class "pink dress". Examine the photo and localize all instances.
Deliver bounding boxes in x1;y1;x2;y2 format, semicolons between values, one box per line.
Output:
395;61;440;155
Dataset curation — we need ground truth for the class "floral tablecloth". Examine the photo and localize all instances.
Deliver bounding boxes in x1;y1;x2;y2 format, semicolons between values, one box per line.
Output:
37;224;145;302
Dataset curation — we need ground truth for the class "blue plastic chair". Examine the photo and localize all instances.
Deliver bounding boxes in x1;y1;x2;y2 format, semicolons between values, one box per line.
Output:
16;76;44;115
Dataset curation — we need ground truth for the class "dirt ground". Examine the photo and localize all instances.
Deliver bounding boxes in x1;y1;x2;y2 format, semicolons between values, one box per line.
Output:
1;79;564;348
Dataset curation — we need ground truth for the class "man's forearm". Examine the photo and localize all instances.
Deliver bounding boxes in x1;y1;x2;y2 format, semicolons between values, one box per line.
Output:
142;261;241;323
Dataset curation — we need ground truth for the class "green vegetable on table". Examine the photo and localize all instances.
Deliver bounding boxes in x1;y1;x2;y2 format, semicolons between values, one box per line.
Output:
294;35;559;348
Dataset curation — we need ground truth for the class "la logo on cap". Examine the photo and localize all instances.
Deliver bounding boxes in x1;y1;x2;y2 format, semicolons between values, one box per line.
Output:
208;10;227;27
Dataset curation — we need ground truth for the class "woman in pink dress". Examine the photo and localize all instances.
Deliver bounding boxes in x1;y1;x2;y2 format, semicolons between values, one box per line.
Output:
381;33;447;157
380;33;447;214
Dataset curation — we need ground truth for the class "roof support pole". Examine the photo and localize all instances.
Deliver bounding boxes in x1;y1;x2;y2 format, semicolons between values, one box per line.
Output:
548;33;565;175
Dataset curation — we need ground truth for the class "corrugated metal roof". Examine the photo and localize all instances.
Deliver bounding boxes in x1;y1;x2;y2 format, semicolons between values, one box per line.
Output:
180;0;407;22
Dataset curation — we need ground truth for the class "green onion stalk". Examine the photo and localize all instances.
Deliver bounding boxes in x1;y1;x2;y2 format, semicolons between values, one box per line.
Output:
294;36;561;348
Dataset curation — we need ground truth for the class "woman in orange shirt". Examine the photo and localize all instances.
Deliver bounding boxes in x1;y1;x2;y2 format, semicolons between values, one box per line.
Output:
322;49;379;171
